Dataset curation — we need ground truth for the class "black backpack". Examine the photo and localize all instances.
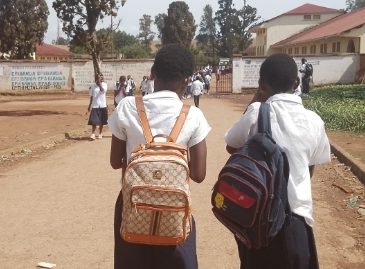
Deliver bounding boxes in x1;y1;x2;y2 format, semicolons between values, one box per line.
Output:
211;103;291;249
305;63;313;77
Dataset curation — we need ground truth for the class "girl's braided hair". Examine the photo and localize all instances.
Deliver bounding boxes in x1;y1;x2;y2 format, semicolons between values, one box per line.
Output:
152;44;194;82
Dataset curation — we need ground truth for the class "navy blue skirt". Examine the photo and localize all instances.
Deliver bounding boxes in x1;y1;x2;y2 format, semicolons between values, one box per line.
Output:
236;214;319;269
88;107;108;126
114;190;198;269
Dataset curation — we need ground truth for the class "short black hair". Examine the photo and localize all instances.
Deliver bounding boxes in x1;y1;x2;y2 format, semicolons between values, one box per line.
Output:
260;53;298;93
152;44;194;82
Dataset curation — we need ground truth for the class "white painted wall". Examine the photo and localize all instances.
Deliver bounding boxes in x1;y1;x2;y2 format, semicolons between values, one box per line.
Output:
0;60;154;92
232;55;360;93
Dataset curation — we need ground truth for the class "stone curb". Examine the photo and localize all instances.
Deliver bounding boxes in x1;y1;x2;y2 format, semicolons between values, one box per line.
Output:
330;141;365;186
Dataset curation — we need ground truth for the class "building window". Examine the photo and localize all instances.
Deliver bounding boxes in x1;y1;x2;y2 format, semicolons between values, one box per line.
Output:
347;40;355;53
304;14;311;20
320;43;328;54
288;48;293;55
336;42;341;52
332;42;336;53
294;47;299;54
313;14;321;20
310;45;316;54
301;46;307;55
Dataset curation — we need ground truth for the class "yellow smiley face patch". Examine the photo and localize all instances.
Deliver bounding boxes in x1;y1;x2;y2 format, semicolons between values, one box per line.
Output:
214;193;225;209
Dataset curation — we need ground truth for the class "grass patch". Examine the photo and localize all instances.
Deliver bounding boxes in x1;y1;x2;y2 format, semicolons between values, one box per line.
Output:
303;84;365;133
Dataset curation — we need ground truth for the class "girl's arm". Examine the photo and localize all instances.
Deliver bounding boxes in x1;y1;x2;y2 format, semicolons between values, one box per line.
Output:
88;96;93;112
110;135;127;170
188;139;207;183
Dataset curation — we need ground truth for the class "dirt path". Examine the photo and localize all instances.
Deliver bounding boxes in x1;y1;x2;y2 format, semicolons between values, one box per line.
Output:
0;95;364;269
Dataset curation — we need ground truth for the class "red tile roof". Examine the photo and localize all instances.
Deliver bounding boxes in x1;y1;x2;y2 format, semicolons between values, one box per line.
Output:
36;43;72;57
272;7;365;48
284;3;343;15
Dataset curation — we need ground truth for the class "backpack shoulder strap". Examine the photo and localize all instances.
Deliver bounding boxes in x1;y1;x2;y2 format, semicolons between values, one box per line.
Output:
169;104;190;142
258;102;272;135
135;96;153;143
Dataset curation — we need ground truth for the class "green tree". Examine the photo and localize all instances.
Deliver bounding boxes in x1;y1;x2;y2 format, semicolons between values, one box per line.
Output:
196;5;217;59
235;0;260;53
346;0;365;10
154;13;167;40
54;37;70;45
113;30;139;51
138;14;154;53
0;0;49;59
122;44;150;59
52;0;125;76
215;0;259;57
161;1;196;48
215;0;239;57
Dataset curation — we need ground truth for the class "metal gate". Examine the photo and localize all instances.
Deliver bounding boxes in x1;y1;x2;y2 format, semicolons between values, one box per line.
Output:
215;65;232;94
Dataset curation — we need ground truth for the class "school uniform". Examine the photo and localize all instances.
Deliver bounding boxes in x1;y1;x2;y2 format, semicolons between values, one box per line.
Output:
108;90;211;269
299;63;311;95
146;79;154;95
191;79;204;108
225;93;331;269
88;82;108;126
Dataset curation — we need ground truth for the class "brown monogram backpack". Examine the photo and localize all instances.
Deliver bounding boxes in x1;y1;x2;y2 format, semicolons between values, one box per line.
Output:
120;96;191;245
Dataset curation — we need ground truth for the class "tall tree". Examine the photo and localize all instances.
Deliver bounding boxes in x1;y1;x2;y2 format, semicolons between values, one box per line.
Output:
53;0;125;76
0;0;49;59
346;0;365;10
138;14;154;53
161;1;196;48
196;5;217;58
154;13;167;40
235;0;260;53
113;30;139;51
215;0;239;57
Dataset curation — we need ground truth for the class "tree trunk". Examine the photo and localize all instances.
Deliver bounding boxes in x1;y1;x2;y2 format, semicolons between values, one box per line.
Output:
91;50;101;77
90;31;101;77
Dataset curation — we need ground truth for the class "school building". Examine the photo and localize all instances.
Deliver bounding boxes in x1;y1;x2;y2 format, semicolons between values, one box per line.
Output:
231;3;365;93
35;43;72;61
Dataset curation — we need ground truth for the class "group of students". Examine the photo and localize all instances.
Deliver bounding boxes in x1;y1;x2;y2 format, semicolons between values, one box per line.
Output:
89;44;330;269
184;67;213;108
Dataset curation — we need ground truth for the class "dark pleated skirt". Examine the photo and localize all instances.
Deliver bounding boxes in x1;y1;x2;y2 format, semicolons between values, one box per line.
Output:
88;107;108;126
236;213;320;269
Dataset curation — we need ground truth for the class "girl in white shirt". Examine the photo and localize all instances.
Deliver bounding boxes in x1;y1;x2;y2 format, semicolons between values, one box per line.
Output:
109;44;211;269
87;73;108;140
225;54;330;269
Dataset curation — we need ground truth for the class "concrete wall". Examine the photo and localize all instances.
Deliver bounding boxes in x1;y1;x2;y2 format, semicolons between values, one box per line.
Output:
0;59;154;92
232;54;361;93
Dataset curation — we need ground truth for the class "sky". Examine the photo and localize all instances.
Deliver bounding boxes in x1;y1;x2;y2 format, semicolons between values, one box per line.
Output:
44;0;347;43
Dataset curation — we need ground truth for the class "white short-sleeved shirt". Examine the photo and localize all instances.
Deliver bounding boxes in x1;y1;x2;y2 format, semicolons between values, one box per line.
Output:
108;90;211;162
89;82;108;108
225;93;331;226
114;85;125;105
146;80;154;94
191;80;204;96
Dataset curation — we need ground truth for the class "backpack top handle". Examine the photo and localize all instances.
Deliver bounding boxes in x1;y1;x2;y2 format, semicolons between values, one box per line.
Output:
135;96;190;143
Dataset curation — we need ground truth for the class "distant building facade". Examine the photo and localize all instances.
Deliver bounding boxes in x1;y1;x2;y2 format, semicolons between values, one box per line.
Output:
35;43;72;61
246;4;365;57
